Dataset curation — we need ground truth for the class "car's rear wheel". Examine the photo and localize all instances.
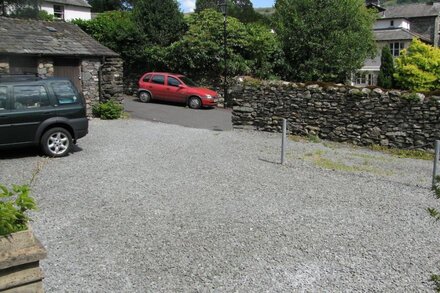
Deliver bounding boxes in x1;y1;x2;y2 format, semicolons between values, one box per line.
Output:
188;96;202;109
139;91;151;103
41;127;72;157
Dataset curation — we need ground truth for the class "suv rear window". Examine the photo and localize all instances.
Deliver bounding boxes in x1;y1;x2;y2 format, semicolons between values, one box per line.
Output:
13;85;50;109
51;81;79;105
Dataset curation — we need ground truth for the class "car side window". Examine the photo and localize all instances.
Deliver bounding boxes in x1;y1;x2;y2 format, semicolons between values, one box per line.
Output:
143;74;151;82
0;86;7;111
151;75;165;85
13;85;50;110
51;81;79;105
167;77;181;87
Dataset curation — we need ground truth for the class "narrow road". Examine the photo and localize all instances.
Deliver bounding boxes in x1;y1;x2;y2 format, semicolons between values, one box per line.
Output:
124;96;232;131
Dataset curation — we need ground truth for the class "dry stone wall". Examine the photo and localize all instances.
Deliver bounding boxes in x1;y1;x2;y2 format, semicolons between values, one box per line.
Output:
231;79;440;149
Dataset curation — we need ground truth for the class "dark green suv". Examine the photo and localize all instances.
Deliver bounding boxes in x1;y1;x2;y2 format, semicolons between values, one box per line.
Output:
0;75;88;157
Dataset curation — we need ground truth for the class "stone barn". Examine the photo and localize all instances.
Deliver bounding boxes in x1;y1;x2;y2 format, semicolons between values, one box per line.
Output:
0;16;123;115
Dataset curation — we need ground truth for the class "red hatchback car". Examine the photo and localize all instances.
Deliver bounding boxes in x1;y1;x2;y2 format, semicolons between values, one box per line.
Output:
138;72;219;109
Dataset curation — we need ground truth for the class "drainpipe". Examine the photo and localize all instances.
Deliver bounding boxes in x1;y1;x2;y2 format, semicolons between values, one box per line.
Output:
98;56;105;102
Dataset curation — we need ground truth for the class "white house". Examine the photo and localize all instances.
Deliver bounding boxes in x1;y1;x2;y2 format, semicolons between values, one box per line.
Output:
41;0;92;21
351;1;438;87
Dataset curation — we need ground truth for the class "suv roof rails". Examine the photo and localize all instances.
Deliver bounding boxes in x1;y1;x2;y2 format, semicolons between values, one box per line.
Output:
0;73;42;82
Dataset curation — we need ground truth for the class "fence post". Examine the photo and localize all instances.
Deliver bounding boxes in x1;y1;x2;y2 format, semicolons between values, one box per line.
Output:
433;140;440;189
281;118;287;165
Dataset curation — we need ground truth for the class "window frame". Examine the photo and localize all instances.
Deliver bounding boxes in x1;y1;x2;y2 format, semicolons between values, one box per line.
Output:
389;42;404;57
151;74;165;85
12;85;51;111
51;81;81;106
0;86;9;112
167;76;181;87
53;4;64;20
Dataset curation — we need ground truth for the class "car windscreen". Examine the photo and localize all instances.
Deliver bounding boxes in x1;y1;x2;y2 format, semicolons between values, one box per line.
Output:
179;76;198;87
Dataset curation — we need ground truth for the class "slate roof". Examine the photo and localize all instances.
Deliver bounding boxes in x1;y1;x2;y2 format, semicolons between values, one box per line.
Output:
382;3;440;18
374;28;431;43
0;17;118;57
44;0;91;8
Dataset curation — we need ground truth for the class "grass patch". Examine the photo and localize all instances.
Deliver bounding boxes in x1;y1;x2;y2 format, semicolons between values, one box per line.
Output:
305;150;393;176
370;145;433;160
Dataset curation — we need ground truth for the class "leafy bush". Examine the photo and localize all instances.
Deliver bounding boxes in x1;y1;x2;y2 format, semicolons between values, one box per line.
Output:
394;39;440;91
0;184;37;236
92;100;124;119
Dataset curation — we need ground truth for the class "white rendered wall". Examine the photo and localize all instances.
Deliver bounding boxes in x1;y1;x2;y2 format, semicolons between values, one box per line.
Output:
41;2;91;21
374;19;410;30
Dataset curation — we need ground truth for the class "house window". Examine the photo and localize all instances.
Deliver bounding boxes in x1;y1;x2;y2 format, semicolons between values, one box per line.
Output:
389;42;404;57
390;20;394;27
53;5;64;20
354;72;376;86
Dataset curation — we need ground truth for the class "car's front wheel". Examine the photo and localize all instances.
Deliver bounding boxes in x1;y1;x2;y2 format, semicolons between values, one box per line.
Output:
139;91;151;103
41;127;73;157
188;96;202;109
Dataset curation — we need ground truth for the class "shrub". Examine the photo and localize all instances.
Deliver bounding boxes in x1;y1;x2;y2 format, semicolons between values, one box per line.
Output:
0;184;37;236
394;39;440;91
92;100;123;119
377;46;395;89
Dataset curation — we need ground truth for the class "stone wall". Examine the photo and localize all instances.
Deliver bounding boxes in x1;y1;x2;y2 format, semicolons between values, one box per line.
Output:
81;58;100;115
101;57;123;102
37;58;54;77
0;57;8;74
231;78;440;149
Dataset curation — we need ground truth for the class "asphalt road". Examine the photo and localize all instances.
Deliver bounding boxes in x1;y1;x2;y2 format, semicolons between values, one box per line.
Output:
124;96;232;131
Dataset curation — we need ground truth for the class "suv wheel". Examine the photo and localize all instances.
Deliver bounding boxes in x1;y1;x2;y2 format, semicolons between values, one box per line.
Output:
41;127;73;157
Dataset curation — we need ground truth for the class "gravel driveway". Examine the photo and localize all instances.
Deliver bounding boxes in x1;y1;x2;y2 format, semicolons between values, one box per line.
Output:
1;119;440;292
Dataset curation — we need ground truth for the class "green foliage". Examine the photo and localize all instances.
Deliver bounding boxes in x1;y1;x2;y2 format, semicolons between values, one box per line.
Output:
431;274;440;292
195;0;267;24
0;0;40;18
167;10;283;82
132;0;186;47
273;0;376;83
377;46;395;89
92;100;124;119
394;39;440;92
0;184;37;236
38;10;54;21
401;92;421;102
370;144;434;160
88;0;123;12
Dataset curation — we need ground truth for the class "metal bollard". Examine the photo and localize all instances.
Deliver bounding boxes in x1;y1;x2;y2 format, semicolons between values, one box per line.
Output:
433;140;440;189
281;119;287;165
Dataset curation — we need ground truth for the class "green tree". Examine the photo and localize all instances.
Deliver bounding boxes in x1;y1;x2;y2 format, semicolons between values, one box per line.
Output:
166;9;283;82
273;0;376;82
195;0;266;23
377;46;395;89
132;0;186;46
0;0;40;18
394;39;440;92
88;0;123;12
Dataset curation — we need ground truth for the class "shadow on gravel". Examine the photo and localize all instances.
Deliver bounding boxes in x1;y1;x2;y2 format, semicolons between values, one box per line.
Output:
134;98;217;110
258;157;281;165
0;145;83;160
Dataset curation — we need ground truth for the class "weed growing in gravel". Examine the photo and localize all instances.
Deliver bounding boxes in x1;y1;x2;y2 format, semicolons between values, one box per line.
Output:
370;145;433;160
289;134;321;143
305;150;392;175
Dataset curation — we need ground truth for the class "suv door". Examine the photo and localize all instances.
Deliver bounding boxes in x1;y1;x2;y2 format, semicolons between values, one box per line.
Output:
0;85;14;145
5;84;55;144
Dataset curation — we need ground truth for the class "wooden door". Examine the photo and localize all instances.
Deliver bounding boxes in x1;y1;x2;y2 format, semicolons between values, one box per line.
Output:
54;58;82;92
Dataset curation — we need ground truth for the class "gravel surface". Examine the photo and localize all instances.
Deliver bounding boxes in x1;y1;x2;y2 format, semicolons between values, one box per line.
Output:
1;118;440;292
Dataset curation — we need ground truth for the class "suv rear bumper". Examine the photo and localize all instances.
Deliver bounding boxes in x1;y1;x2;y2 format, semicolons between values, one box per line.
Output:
71;118;88;140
